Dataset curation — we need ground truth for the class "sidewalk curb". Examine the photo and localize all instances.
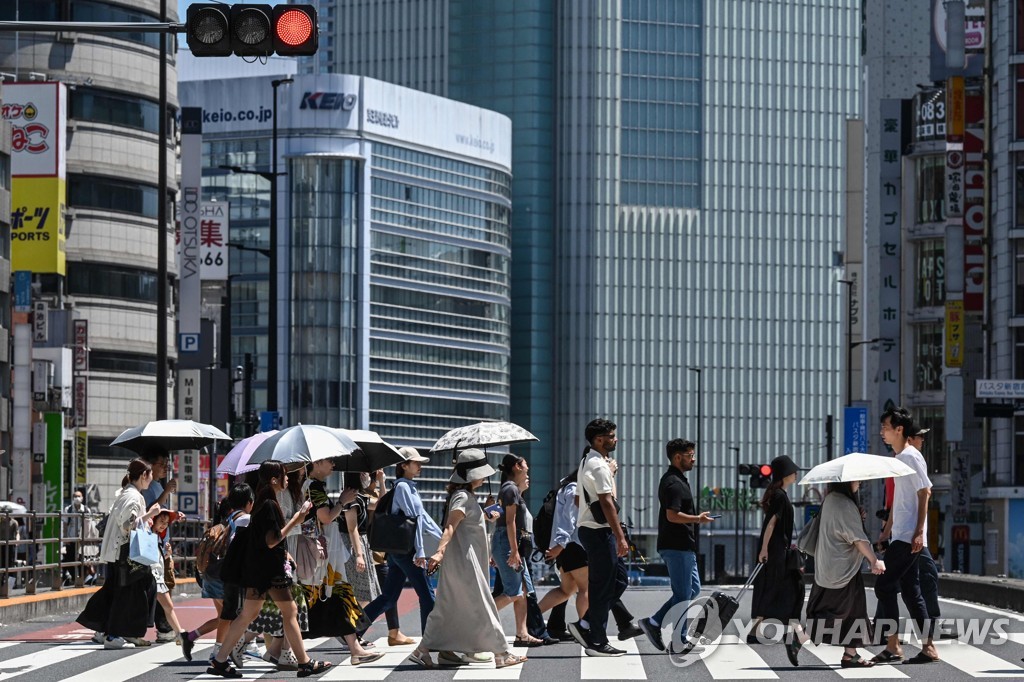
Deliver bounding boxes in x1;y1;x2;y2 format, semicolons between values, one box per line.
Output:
0;578;198;626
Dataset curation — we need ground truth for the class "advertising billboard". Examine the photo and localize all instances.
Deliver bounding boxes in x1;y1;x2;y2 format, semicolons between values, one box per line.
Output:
11;176;66;275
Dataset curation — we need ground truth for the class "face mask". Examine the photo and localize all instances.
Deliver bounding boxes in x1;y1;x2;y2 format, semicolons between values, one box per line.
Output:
360;473;371;489
73;497;83;506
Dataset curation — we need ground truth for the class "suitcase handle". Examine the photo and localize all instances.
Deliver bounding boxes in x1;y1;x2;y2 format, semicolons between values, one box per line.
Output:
740;561;764;593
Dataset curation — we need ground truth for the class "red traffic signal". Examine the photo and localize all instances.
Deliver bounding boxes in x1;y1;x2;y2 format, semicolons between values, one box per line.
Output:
274;5;318;56
759;464;773;478
185;4;318;57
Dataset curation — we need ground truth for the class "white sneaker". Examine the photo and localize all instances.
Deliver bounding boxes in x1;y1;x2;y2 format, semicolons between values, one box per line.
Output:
155;630;177;643
103;636;125;650
209;644;221;664
242;641;264;660
92;632;105;645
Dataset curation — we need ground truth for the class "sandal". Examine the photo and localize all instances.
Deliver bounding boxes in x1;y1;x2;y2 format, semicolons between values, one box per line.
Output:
350;652;385;666
871;649;904;664
841;654;875;668
495;652;527;669
296;659;333;677
785;639;803;667
904;652;939;664
512;636;544;647
206;658;242;678
437;650;471;666
408;650;436;669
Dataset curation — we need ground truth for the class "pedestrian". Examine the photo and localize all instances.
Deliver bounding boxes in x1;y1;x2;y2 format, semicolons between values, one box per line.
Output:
748;455;807;647
206;461;331;678
150;509;188;646
873;407;939;664
339;472;381;609
407;449;527;669
63;488;92;585
904;426;941;623
359;448;441;636
569;418;639;657
637;438;714;652
302;459;382;665
491;454;546;646
139;449;178;643
77;459;162;650
364;468;415;646
797;480;885;668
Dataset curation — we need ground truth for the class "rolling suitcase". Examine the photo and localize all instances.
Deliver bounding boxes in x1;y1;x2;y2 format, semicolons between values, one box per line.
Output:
671;562;764;654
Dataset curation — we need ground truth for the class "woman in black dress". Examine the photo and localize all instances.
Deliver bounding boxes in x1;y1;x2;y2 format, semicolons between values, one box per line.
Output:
207;461;331;678
749;455;807;654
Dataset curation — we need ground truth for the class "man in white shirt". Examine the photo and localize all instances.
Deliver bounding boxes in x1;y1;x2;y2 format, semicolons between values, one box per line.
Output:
874;407;939;664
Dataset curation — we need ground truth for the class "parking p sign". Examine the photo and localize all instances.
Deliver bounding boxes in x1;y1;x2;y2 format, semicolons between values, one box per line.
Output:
179;333;200;353
178;492;199;516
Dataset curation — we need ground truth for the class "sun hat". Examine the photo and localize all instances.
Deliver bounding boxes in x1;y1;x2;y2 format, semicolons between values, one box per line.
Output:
770;455;799;482
449;448;497;484
398;446;430;463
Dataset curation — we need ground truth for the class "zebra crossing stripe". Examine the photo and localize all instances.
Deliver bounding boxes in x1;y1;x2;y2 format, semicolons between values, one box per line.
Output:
800;641;909;678
928;638;1024;678
452;636;528;679
319;637;414;681
0;643;94;680
578;636;645;679
700;635;778;679
61;639;215;682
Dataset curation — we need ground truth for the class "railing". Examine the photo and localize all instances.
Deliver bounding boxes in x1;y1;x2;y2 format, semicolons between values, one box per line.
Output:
0;510;209;599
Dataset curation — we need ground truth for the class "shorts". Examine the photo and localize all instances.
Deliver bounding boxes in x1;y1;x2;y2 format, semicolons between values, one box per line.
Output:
201;574;225;600
492;529;535;598
220;581;244;621
555;541;588;573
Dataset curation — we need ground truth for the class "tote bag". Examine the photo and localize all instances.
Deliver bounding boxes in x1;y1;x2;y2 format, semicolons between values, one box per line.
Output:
795;512;820;557
368;482;417;554
129;527;161;566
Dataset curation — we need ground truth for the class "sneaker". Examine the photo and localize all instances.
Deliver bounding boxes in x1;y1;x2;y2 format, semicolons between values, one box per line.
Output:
228;637;247;668
585;643;626;657
277;649;299;671
92;632;105;645
638;617;665;652
181;634;195;662
156;630;177;643
125;637;152;647
617;623;643;641
104;636;125;650
568;621;593;649
242;641;264;660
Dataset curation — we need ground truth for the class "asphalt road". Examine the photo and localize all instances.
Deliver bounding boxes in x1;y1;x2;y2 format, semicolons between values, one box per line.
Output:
1;584;1023;680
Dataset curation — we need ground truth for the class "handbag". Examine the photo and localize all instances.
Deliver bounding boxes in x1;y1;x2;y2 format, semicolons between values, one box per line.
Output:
795;512;820;557
129;527;161;566
581;485;621;525
115;540;151;587
163;551;176;588
294;494;327;584
785;547;805;572
368;482;418;554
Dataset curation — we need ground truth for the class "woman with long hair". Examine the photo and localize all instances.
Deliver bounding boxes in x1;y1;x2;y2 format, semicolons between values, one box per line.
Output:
340;471;382;608
749;456;806;646
363;468;414;646
78;459;163;649
407;449;526;669
207;461;331;678
302;459;382;665
491;454;543;646
791;480;886;669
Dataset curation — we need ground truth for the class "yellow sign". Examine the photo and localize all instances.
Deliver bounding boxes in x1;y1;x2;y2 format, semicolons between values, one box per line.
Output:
947;76;964;141
75;430;88;487
11;176;66;275
945;299;964;368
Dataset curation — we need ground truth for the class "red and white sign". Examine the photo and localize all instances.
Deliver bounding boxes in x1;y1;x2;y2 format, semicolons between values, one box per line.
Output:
0;83;67;178
964;92;984;312
73;319;89;372
200;202;229;281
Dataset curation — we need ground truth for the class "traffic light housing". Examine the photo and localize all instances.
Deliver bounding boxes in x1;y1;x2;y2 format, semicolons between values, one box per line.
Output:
738;463;773;489
186;4;319;57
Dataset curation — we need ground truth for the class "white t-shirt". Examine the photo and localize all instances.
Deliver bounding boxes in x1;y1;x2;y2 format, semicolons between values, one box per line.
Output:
891;444;932;543
576;449;616;529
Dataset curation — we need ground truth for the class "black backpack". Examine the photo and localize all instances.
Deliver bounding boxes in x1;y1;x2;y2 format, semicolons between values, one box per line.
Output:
531;469;579;561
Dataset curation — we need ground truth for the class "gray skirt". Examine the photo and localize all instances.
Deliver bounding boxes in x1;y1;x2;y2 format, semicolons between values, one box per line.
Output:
341;533;381;603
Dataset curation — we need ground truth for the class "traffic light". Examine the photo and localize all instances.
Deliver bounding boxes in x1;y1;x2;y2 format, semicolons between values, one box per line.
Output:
186;4;319;57
738;463;773;489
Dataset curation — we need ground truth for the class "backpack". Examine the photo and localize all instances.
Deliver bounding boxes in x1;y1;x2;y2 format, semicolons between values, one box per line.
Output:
531;469;579;560
195;520;230;577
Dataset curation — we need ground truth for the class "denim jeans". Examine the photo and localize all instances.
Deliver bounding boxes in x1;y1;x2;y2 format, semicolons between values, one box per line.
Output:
492;529;535;597
361;553;435;633
578;526;628;647
652;549;701;626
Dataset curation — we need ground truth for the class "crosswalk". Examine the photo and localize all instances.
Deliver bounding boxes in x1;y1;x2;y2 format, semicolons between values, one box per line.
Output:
0;632;1023;680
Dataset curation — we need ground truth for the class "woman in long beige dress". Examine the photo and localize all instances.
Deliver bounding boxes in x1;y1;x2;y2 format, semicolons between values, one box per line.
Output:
407;449;527;669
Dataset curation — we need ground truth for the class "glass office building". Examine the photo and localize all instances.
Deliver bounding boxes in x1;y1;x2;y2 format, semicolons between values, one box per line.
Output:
180;74;512;454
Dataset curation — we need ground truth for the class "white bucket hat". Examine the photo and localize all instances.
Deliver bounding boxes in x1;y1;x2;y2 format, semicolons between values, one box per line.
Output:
449;448;496;484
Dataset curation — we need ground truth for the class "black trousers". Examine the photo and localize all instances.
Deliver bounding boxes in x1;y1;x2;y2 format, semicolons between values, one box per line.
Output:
917;546;940;620
874;540;933;640
578;526;628;647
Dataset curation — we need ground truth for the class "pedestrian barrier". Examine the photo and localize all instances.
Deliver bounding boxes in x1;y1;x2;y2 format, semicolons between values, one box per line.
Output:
0;510;209;598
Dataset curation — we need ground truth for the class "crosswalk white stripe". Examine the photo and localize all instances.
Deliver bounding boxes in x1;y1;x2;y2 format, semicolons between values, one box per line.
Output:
937;598;1024;623
578;636;645;679
994;632;1024;646
701;635;779;679
319;636;410;681
0;644;95;680
906;633;1024;678
453;637;527;680
61;640;216;682
189;637;330;681
801;642;909;678
0;641;22;652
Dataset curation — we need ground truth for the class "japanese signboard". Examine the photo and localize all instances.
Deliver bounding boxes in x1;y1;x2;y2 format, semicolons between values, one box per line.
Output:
11;177;67;275
200;202;229;280
32;300;48;343
945;148;963;218
73;319;88;372
177;369;200;423
843;406;869;455
976;379;1024;399
945;299;964;368
1;82;67;177
913;88;946;142
75;429;88;487
178;108;202;353
878;100;904;417
946;76;964;143
951;450;969;523
963;91;984;313
174;449;200;516
74;375;87;427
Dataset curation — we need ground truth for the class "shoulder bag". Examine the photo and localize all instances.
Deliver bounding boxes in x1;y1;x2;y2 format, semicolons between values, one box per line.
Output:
795;512;820;557
295;492;328;584
368;480;418;554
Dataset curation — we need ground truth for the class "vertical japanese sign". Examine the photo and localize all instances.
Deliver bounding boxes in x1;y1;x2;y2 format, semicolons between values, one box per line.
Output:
200;202;229;281
73;319;88;427
2;83;67;275
945;299;964;368
843;406;869;454
177;369;201;423
175;450;200;516
879;100;904;415
178;108;203;354
75;429;88;487
963;91;985;312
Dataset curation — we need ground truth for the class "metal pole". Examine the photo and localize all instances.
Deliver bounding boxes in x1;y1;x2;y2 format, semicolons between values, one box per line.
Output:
156;0;168;419
731;446;739;578
268;78;293;417
838;279;853;407
688;366;702;576
244;353;254;435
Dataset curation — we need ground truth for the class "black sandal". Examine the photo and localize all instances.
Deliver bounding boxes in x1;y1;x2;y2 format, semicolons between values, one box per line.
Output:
297;659;333;678
841;653;875;668
206;658;242;678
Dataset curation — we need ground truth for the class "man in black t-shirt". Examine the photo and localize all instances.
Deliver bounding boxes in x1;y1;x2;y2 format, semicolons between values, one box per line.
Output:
637;439;714;651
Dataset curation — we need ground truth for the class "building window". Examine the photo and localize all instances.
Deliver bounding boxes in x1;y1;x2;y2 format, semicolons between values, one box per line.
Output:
1019;0;1024;53
914;323;943;392
915;155;945;224
1016;417;1024;485
915;406;947;475
915;240;945;308
1016;241;1024;316
69;88;160;133
68;174;158;218
67;263;157;302
88;351;157;375
1018;65;1024;139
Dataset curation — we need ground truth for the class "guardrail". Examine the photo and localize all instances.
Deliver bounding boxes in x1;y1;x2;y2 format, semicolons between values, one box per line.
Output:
0;510;209;599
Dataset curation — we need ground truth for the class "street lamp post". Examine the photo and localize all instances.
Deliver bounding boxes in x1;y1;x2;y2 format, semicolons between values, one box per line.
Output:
730;445;740;578
688;366;703;576
268;77;293;417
